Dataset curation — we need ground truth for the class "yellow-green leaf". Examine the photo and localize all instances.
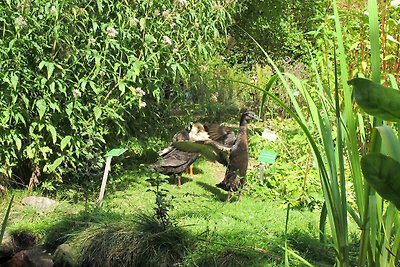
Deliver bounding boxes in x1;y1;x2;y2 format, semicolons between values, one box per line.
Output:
94;106;102;120
61;135;72;151
46;125;57;144
13;135;22;150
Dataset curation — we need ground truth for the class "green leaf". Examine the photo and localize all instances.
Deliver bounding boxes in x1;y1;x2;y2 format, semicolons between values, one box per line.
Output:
94;106;102;120
144;34;156;43
66;102;73;117
38;61;46;70
47;62;55;79
13;135;22;150
361;153;400;210
139;18;146;31
61;136;72;151
118;81;126;95
10;73;18;89
46;125;57;144
36;99;47;120
47;156;64;172
348;78;400;121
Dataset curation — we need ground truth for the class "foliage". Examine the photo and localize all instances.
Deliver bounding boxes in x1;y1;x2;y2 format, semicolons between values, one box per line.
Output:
246;119;322;210
0;0;240;186
146;173;174;229
243;0;400;265
225;0;325;68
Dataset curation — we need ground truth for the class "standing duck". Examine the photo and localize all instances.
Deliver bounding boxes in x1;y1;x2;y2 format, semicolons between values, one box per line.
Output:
155;123;209;187
173;111;259;201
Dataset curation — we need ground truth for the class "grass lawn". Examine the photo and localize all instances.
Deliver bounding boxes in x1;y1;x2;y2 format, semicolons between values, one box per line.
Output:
1;158;346;266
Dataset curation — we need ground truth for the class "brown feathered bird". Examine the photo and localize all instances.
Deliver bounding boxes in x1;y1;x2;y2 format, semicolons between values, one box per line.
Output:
155;123;209;187
173;111;259;201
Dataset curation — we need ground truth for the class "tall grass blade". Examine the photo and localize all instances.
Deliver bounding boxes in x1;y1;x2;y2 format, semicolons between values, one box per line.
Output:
0;194;14;245
368;0;381;84
284;204;290;266
332;0;365;217
258;74;278;118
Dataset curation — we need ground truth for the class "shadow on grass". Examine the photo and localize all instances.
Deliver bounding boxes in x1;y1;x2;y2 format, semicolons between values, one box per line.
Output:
167;176;193;186
286;229;358;266
196;181;227;201
194;248;277;267
44;206;125;251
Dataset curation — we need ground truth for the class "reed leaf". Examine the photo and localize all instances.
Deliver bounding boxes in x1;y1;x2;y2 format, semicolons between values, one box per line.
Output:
0;194;14;245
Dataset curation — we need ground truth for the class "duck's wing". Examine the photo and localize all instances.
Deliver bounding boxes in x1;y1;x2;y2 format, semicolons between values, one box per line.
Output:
172;140;230;166
206;124;236;147
156;148;199;174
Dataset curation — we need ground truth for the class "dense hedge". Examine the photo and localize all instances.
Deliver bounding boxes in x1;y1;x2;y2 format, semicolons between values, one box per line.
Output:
0;0;240;185
226;0;325;67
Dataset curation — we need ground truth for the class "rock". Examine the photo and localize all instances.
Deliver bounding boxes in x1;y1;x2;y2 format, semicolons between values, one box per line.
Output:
0;231;37;262
53;244;79;267
21;196;57;210
0;233;13;262
1;247;53;267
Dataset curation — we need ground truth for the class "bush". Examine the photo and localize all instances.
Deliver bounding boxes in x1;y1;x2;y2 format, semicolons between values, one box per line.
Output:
0;0;240;186
225;0;325;67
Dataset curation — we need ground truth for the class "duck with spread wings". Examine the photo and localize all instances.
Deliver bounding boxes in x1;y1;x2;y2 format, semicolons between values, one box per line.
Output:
155;123;208;187
173;111;259;201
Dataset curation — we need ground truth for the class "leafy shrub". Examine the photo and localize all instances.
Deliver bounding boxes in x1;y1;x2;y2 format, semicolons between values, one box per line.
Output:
246;119;322;209
225;0;325;68
0;0;240;186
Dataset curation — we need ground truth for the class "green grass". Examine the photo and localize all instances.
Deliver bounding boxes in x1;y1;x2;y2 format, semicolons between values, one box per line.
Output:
0;158;355;266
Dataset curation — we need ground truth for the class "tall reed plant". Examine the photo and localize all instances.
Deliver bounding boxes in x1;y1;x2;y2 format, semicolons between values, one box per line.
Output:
240;0;400;265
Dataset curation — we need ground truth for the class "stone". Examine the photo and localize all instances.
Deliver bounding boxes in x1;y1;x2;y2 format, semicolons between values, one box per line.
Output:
1;247;53;267
21;196;57;210
53;244;79;267
0;233;13;262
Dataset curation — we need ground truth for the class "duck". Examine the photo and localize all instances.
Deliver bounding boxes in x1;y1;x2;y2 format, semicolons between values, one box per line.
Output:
155;123;209;187
173;111;259;201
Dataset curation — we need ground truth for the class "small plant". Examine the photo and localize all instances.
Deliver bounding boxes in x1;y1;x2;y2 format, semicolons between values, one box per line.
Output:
146;174;174;229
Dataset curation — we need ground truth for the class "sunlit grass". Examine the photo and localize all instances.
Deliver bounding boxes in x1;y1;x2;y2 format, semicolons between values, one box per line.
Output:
0;156;344;266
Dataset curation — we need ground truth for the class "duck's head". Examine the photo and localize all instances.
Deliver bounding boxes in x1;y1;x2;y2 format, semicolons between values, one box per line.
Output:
241;111;259;124
189;122;209;141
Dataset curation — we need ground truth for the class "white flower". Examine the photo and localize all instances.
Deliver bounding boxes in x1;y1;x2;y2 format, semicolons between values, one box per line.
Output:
213;3;223;10
88;37;96;45
139;101;147;108
106;26;118;38
50;6;58;16
129;17;139;27
73;89;82;97
387;35;400;44
162;35;172;46
175;0;188;7
162;10;172;21
16;15;27;28
154;9;160;16
391;0;400;7
135;87;146;97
